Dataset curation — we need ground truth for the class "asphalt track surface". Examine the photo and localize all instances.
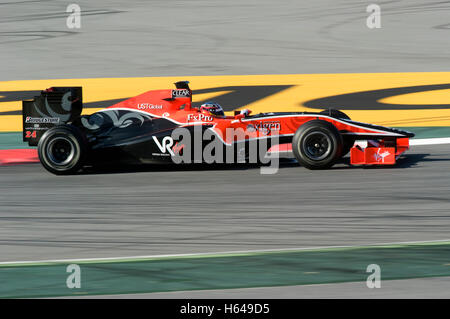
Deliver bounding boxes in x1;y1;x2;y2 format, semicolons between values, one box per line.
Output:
1;0;450;81
81;277;450;299
1;0;450;297
1;145;449;263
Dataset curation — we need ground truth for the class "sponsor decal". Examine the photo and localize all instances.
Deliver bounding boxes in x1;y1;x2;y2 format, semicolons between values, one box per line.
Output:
247;121;280;135
187;113;213;122
24;126;49;131
25;116;60;124
25;130;37;138
81;110;151;130
162;112;170;118
172;142;184;155
172;89;191;98
33;91;77;122
373;148;390;163
152;136;175;156
137;103;163;110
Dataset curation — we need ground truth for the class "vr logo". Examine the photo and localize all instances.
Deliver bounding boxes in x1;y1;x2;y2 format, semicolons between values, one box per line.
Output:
152;136;174;156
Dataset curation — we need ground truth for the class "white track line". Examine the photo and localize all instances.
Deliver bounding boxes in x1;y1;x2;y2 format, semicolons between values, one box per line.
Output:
1;239;450;266
355;137;450;148
410;137;450;146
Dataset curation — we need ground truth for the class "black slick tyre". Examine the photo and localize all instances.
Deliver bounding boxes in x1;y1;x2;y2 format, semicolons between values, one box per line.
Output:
292;120;343;169
320;109;354;157
37;125;87;175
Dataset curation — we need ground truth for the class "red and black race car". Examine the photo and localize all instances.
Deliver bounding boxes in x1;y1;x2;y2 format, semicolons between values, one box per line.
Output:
22;81;414;175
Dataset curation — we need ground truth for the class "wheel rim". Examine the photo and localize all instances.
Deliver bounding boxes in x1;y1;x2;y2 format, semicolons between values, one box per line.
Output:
46;137;76;166
302;131;332;161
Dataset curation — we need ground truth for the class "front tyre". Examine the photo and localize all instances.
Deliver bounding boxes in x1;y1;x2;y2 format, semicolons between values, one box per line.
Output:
319;109;354;156
292;120;343;169
38;125;87;175
320;109;350;120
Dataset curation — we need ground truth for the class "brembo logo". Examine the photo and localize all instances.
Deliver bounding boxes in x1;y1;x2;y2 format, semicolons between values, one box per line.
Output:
247;121;280;135
187;114;213;122
152;136;174;156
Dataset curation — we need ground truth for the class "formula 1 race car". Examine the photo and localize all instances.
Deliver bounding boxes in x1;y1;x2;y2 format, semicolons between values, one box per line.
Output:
22;81;414;175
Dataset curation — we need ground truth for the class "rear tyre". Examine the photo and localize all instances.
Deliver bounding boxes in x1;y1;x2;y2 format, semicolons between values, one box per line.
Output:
292;120;343;169
38;125;87;175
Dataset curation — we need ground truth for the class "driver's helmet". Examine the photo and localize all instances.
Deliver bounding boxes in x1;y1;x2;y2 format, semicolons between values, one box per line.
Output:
200;102;225;117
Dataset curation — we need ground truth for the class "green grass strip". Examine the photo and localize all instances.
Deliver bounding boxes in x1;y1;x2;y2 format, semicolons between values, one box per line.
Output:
1;242;450;298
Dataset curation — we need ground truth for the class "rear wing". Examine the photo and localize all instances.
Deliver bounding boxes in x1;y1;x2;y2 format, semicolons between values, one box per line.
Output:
22;87;82;146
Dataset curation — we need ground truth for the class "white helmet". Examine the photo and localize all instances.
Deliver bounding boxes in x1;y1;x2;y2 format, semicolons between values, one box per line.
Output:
200;102;225;117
